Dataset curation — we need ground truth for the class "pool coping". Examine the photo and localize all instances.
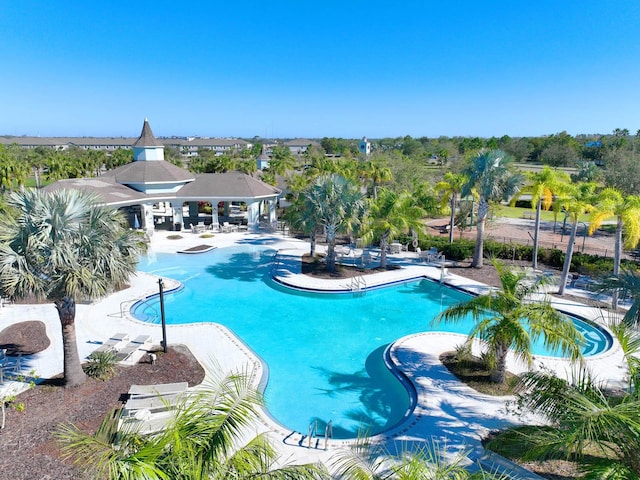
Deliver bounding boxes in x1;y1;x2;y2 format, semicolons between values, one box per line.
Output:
92;237;628;475
134;246;623;438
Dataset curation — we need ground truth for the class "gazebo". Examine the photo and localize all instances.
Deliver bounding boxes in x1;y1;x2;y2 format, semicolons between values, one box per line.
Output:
44;119;282;234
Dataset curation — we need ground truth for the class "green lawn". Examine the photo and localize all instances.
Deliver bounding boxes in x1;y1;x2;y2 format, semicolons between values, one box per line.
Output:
494;205;608;224
494;205;559;222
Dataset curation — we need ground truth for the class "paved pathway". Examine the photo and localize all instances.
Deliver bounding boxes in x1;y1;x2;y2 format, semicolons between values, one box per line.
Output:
0;229;628;477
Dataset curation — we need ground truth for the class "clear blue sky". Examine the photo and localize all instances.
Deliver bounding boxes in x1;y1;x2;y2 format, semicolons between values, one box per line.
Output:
2;1;639;139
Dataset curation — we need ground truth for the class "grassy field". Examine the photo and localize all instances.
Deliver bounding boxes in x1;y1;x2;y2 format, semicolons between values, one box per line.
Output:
494;205;610;224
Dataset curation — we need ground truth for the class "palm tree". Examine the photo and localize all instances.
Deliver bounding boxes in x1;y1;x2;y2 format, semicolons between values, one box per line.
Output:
588;188;640;309
599;265;640;328
361;189;426;269
332;437;510;479
519;167;571;270
509;368;640;478
299;174;365;272
555;182;597;296
436;261;583;383
463;150;524;268
284;191;322;257
358;161;392;199
435;172;468;244
234;158;258;175
58;372;327;479
0;189;146;387
268;145;298;177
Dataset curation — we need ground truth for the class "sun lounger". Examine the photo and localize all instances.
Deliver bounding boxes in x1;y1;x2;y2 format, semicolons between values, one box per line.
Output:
115;335;152;362
123;392;183;414
119;409;178;435
92;333;129;354
129;382;188;398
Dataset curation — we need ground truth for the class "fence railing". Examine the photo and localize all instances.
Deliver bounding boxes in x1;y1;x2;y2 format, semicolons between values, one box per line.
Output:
483;233;622;259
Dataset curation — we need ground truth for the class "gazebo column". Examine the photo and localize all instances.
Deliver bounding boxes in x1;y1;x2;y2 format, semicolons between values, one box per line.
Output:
211;202;219;228
268;198;277;224
247;201;260;230
142;204;154;236
172;202;184;231
188;201;199;227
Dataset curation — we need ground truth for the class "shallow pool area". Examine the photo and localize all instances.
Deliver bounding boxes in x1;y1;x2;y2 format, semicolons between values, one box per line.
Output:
134;245;612;438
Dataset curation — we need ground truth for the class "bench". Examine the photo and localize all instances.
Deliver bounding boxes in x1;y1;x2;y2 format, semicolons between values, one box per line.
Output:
522;212;534;220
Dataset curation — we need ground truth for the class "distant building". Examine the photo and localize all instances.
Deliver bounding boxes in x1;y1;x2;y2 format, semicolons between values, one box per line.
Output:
282;139;320;155
358;137;371;156
256;146;271;171
0;133;252;157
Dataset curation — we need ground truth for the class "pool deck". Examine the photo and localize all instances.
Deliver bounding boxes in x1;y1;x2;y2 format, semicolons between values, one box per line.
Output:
0;230;629;477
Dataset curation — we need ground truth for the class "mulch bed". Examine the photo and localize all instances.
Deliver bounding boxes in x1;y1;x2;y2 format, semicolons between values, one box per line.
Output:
178;244;216;254
0;323;205;480
301;253;400;279
0;320;50;355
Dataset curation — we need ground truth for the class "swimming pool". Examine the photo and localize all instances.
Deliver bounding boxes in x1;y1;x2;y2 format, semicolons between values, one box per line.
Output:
134;245;611;438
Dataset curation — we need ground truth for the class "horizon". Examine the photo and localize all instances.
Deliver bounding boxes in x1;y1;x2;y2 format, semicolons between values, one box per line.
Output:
2;1;639;139
0;128;627;142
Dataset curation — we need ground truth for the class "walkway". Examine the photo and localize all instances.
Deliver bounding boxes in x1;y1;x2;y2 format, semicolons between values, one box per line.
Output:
0;229;628;477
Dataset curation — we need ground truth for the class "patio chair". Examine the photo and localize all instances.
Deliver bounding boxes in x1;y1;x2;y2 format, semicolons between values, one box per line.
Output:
93;333;129;354
115;334;152;362
129;382;189;398
573;275;592;290
123;392;183;414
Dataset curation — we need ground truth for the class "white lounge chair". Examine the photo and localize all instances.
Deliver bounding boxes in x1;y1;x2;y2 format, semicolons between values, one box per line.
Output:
129;382;188;398
115;335;152;362
123;392;183;414
93;333;129;354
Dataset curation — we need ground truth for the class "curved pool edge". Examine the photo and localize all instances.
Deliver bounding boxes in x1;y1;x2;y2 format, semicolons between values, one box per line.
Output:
270;250;619;362
124;250;627;448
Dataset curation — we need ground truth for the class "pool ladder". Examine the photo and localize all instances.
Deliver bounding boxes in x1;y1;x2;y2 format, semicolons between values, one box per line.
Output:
351;275;366;296
307;420;333;450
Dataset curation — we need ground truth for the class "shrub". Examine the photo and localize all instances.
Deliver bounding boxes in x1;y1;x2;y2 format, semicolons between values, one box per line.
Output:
166;234;183;240
83;351;117;380
441;241;475;261
417;235;474;261
539;247;564;268
484;240;533;262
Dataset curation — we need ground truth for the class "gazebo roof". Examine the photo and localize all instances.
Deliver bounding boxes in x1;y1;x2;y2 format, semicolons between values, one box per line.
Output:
132;119;164;148
43;171;281;207
107;160;195;185
178;172;281;199
42;177;147;206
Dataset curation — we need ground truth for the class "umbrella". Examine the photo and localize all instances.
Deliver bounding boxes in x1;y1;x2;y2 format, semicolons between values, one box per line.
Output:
133;214;140;229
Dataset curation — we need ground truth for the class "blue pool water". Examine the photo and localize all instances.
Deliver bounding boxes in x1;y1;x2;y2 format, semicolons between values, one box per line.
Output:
134;244;611;438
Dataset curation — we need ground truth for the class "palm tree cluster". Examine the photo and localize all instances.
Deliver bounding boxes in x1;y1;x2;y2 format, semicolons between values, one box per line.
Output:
59;371;512;480
58;372;327;480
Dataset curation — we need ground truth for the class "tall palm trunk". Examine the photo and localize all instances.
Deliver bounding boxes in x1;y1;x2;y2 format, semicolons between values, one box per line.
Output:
325;225;337;273
379;231;390;269
55;296;87;387
309;230;317;257
558;219;579;296
490;342;509;384
532;199;542;270
471;198;489;268
448;194;456;244
612;217;623;310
